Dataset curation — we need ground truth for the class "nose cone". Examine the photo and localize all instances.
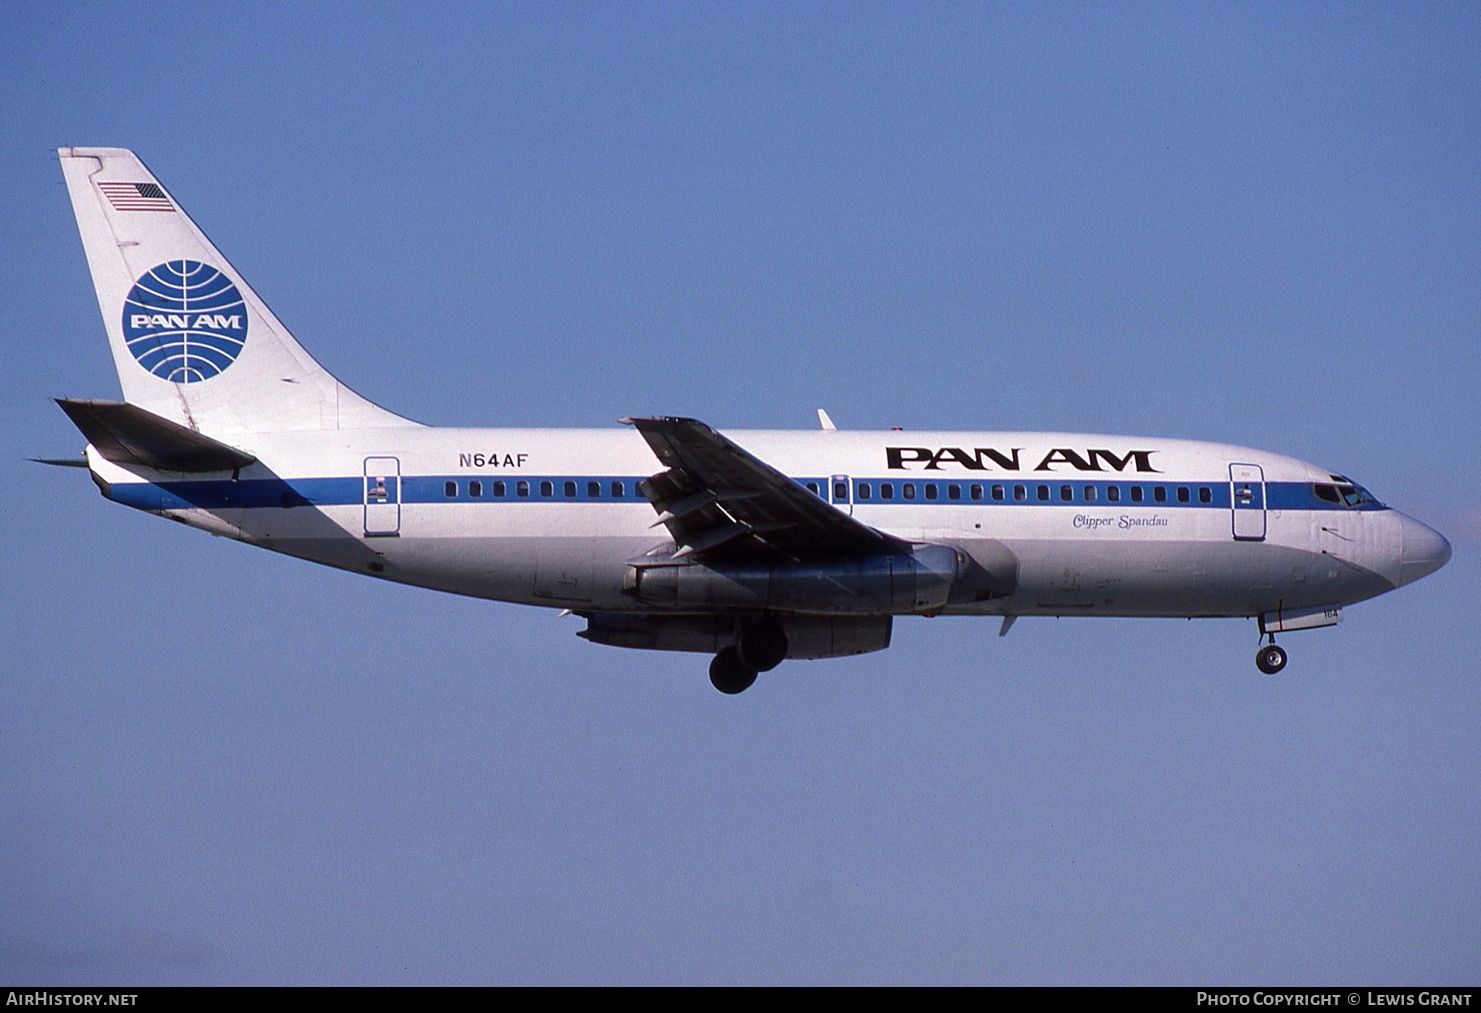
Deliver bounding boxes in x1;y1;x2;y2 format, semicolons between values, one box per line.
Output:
1398;513;1452;587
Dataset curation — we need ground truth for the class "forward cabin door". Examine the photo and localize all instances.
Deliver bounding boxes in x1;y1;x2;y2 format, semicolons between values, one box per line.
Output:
1229;463;1266;541
363;456;401;537
831;474;853;516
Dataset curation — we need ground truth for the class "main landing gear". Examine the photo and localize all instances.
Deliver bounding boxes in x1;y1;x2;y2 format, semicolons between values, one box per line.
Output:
709;620;789;694
1255;640;1288;675
709;647;757;694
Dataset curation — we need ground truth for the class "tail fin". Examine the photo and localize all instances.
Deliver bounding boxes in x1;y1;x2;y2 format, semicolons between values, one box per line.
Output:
58;147;418;435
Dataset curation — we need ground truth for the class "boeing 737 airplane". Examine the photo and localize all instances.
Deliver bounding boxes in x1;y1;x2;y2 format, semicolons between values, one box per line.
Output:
44;148;1452;693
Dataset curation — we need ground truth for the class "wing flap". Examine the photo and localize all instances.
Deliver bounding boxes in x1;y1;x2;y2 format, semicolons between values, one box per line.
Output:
626;416;894;560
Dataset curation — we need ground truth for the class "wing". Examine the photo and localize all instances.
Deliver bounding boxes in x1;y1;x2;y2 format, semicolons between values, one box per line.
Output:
624;416;898;561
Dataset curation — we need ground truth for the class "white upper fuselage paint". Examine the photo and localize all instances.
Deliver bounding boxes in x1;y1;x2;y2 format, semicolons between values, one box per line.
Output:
54;148;1451;641
84;425;1448;621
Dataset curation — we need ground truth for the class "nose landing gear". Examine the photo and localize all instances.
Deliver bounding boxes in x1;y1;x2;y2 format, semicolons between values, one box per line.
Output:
1255;641;1288;675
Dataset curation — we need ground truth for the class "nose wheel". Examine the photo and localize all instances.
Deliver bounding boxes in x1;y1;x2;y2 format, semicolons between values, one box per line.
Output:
1255;643;1287;675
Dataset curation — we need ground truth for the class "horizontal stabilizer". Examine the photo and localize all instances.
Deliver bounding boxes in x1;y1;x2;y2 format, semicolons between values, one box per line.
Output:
56;398;257;472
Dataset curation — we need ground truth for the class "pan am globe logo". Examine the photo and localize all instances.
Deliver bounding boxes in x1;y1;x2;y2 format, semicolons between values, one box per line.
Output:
122;260;248;383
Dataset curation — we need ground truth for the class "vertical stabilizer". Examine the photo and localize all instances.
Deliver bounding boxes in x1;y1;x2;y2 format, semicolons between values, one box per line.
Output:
58;147;418;435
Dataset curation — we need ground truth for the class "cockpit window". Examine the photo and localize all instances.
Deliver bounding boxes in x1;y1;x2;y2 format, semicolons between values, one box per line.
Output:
1314;482;1381;507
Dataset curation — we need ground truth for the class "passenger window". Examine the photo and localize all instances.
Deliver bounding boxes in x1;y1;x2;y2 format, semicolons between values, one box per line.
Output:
903;484;917;500
881;483;894;500
1313;484;1340;504
587;481;600;498
1060;485;1073;502
1084;485;1096;502
1130;485;1143;503
1036;485;1049;502
1107;485;1120;502
971;484;985;501
834;482;849;500
806;482;819;495
493;480;506;497
1177;486;1190;503
1153;486;1167;503
444;481;457;498
858;482;872;499
469;480;483;498
925;484;938;501
611;481;624;498
563;480;576;498
540;480;553;497
1198;486;1212;504
990;484;1003;501
1014;485;1026;501
517;480;530;497
948;484;961;501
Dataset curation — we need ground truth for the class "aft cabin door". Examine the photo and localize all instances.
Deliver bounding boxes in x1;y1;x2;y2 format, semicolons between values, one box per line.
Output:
363;457;401;537
1229;463;1266;541
831;474;853;516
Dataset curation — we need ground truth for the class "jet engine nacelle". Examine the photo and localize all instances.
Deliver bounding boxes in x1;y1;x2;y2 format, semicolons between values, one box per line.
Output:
580;612;892;660
623;544;962;614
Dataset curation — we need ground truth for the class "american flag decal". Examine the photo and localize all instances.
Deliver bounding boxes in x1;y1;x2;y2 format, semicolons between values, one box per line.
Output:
98;181;174;212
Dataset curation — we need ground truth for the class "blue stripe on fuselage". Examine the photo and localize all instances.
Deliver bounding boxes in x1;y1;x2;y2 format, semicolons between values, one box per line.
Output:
104;475;1388;513
108;477;361;511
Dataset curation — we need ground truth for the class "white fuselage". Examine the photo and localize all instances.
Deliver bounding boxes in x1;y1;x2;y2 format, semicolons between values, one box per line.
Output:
52;146;1454;683
84;426;1447;621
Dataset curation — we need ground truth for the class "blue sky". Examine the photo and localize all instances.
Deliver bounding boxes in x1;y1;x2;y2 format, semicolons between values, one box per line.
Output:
2;2;1478;984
